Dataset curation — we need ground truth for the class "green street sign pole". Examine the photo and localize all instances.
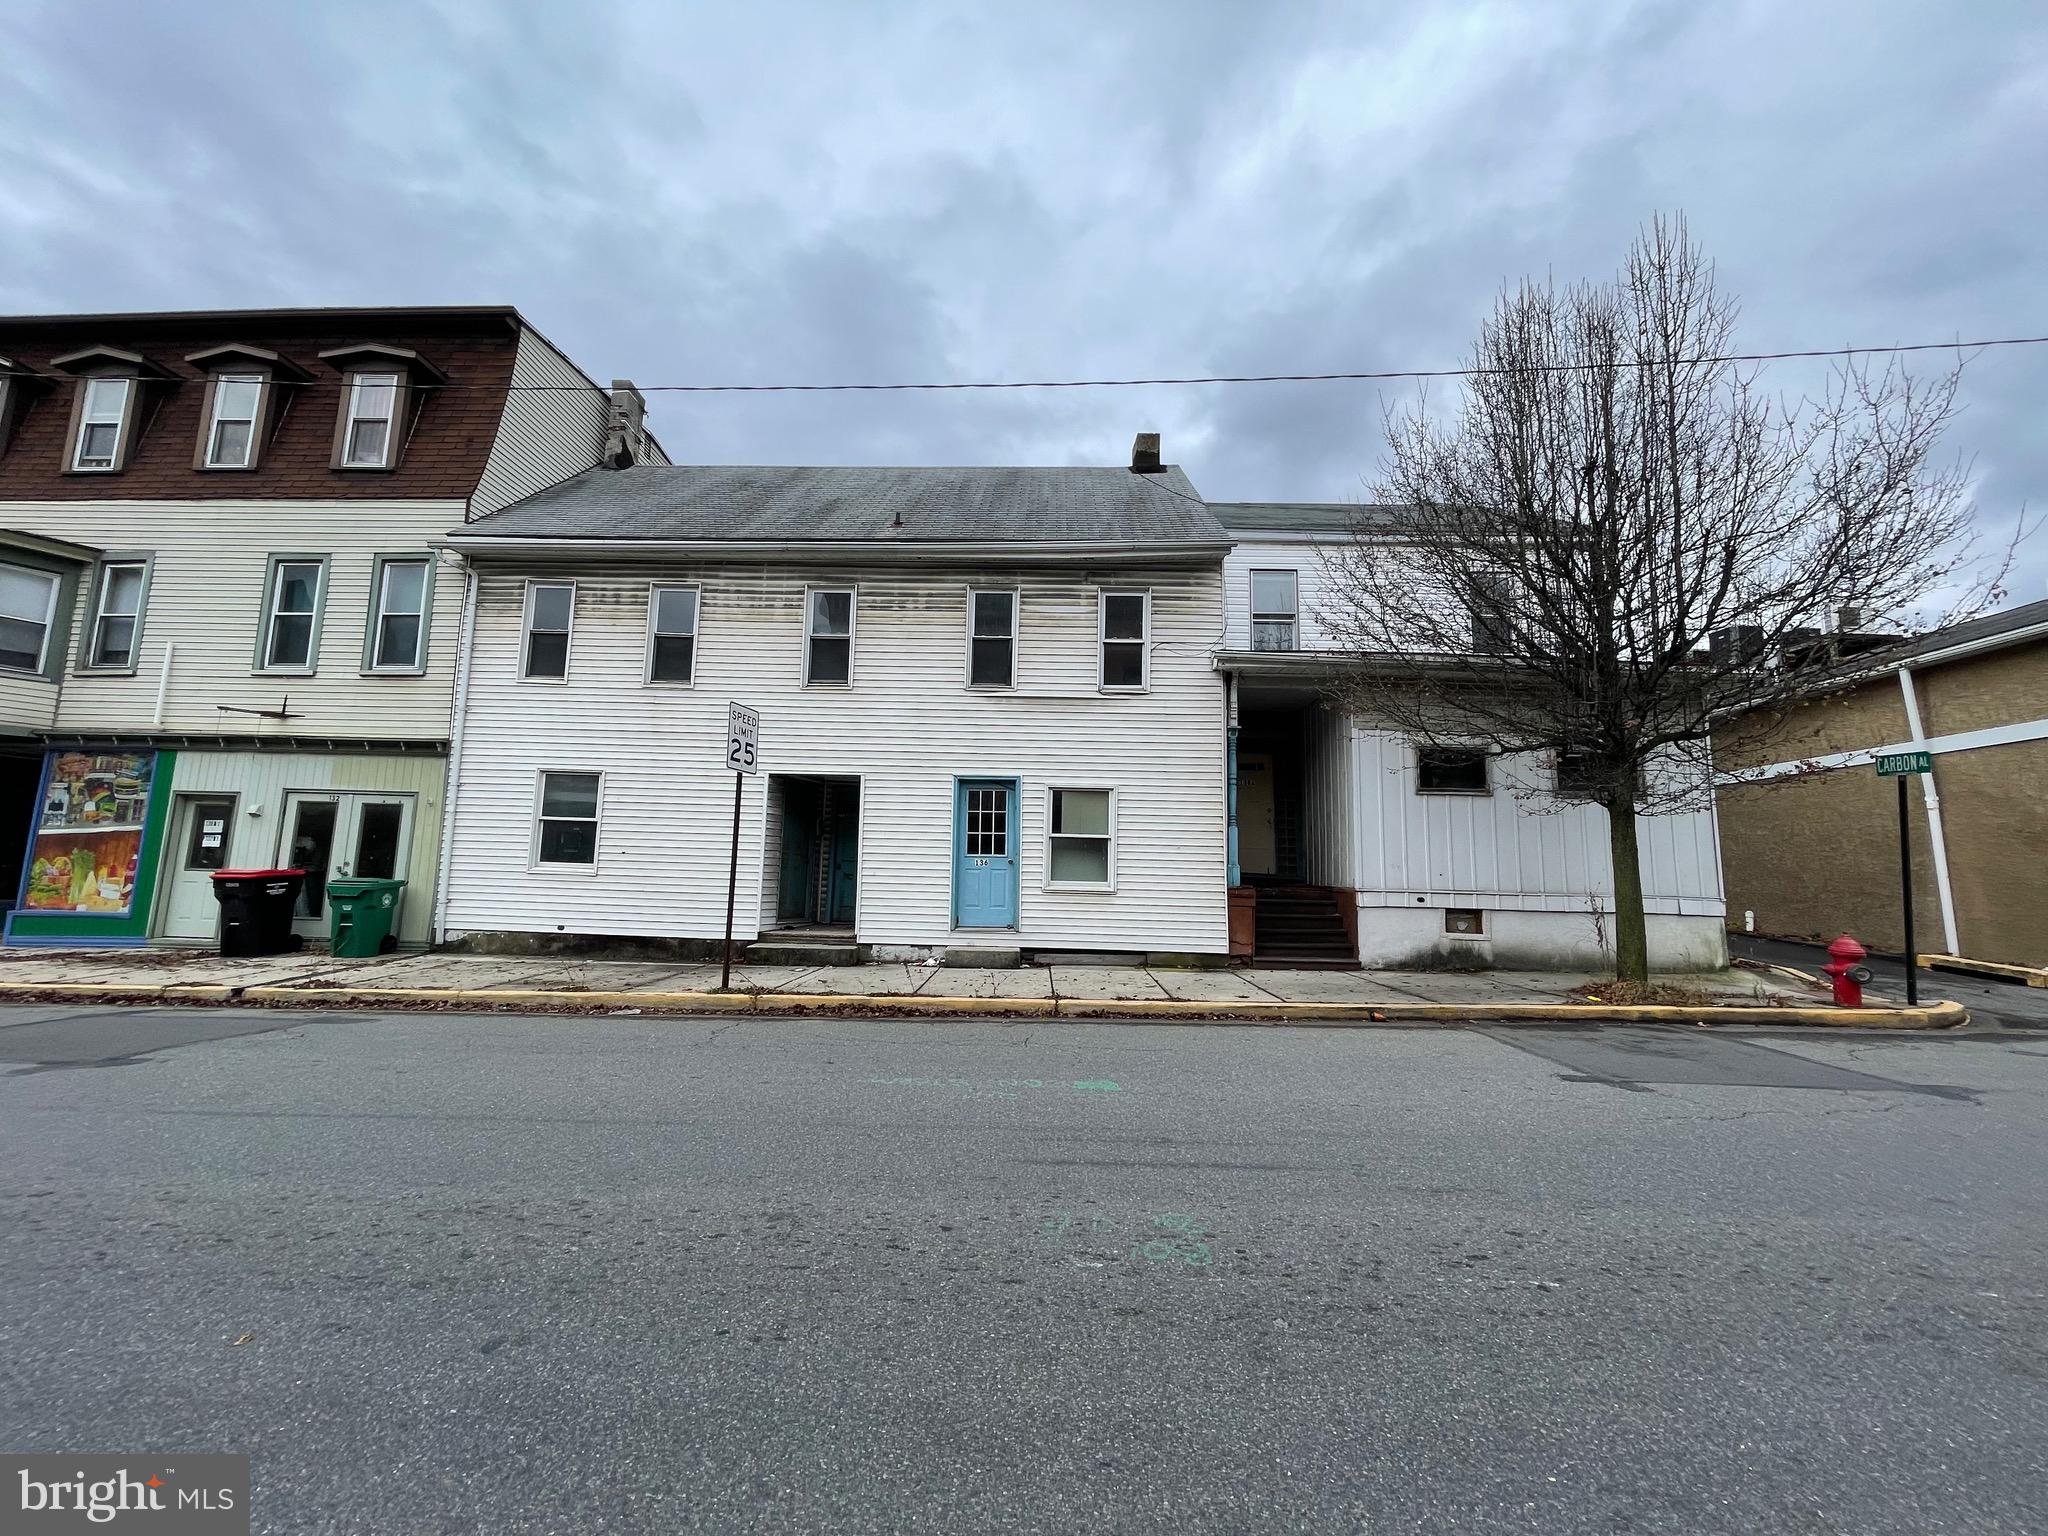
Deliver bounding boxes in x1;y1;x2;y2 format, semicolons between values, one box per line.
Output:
1896;774;1917;1006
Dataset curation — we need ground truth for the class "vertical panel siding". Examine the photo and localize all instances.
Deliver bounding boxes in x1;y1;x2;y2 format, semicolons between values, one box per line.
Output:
0;498;465;740
1300;703;1354;886
1346;726;1724;916
164;750;448;945
470;328;610;518
443;561;1229;952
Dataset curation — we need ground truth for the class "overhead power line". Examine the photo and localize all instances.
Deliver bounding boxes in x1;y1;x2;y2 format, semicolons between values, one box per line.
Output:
11;334;2045;395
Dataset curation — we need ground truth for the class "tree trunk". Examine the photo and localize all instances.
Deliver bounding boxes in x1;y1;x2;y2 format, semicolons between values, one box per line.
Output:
1605;797;1649;984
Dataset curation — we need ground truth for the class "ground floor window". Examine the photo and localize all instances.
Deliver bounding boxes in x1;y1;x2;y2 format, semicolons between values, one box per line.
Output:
535;771;601;866
1046;787;1114;888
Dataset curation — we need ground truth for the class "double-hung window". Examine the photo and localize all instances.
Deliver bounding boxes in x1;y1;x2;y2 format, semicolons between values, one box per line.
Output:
204;374;263;468
368;557;431;671
534;771;601;867
72;377;131;471
646;584;699;684
968;589;1015;688
804;588;854;686
341;373;401;468
1469;571;1514;653
85;559;148;670
1047;787;1115;888
1251;570;1298;652
1099;591;1148;689
0;563;59;673
260;558;327;671
523;582;574;679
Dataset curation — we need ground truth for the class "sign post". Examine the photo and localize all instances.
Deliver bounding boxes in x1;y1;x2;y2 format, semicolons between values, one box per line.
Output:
1875;751;1932;1005
721;703;760;990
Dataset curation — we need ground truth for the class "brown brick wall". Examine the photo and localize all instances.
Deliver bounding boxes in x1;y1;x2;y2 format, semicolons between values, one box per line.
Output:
1916;645;2048;738
1715;637;2048;966
1714;678;1909;772
0;312;519;502
1920;740;2048;965
1718;767;1944;957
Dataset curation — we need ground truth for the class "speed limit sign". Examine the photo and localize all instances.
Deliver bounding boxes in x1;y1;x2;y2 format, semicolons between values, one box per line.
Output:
725;702;759;774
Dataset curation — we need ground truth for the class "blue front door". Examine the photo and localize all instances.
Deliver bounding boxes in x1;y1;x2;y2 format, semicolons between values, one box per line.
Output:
954;779;1018;929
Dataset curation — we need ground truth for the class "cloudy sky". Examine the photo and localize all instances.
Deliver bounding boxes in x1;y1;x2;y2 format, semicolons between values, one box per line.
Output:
4;1;2044;597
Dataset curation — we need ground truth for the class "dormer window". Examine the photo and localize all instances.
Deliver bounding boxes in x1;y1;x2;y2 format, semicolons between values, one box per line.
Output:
319;342;444;473
73;377;131;471
342;373;400;467
50;345;164;474
185;345;302;472
204;375;262;467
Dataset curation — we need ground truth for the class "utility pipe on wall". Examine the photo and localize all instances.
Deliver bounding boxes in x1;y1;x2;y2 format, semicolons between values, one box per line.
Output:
1896;666;1961;956
152;642;174;727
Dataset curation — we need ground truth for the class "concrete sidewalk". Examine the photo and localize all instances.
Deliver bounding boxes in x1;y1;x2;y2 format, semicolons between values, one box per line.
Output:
0;944;1969;1027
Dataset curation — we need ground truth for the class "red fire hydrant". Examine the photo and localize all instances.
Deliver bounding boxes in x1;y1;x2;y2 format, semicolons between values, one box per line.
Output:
1823;934;1874;1008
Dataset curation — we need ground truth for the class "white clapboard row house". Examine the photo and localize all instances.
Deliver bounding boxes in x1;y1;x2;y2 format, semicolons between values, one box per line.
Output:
425;441;1725;970
0;305;664;949
1;304;1725;970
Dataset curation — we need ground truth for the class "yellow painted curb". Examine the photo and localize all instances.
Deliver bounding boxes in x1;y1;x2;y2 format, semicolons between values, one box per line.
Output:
753;990;1058;1016
0;979;1969;1028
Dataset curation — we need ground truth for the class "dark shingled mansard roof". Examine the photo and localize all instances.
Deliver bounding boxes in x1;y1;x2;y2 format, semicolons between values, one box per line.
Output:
459;463;1229;546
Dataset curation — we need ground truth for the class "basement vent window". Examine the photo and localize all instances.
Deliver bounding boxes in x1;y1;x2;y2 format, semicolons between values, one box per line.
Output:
1444;908;1485;937
1417;746;1488;794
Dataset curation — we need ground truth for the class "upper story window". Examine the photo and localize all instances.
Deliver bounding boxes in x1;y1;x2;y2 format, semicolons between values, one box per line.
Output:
968;589;1015;688
1251;570;1298;652
0;562;59;673
1469;570;1514;653
1099;590;1149;690
646;584;699;685
804;588;854;686
523;581;574;680
340;373;401;468
367;557;431;672
84;559;149;671
72;377;132;471
259;557;328;672
202;375;263;468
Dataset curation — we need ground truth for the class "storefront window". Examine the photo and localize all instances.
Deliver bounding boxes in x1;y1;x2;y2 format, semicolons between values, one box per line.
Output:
21;751;157;915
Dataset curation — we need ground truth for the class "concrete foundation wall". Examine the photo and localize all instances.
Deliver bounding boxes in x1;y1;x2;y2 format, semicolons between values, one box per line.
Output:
1353;904;1727;973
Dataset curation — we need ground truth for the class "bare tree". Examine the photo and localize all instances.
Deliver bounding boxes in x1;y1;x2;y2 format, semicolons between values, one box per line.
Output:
1321;214;1998;984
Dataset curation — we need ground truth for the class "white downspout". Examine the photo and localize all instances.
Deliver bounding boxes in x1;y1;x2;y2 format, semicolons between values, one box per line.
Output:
151;642;174;726
1896;665;1960;956
430;558;479;945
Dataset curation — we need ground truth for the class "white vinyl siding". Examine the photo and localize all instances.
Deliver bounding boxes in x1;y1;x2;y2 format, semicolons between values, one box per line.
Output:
0;668;60;731
1339;726;1722;917
441;561;1228;953
0;497;466;740
472;327;615;517
1222;538;1344;651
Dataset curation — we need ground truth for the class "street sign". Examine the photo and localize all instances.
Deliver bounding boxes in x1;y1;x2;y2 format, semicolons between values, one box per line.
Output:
1876;750;1932;776
725;702;759;774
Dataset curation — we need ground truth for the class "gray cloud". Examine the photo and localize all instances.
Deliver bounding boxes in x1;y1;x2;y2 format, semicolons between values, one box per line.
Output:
3;0;2042;597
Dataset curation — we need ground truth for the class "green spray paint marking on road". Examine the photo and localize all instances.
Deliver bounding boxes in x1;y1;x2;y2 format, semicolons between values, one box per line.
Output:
1038;1210;1213;1268
1072;1080;1122;1092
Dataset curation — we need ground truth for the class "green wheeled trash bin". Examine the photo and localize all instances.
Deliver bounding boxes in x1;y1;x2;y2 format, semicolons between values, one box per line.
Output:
327;877;406;957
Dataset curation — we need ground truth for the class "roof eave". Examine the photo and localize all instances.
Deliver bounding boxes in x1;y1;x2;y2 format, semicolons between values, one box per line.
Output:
434;534;1231;563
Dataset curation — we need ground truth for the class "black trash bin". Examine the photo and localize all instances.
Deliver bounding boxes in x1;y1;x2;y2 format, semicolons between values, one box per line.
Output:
210;867;308;957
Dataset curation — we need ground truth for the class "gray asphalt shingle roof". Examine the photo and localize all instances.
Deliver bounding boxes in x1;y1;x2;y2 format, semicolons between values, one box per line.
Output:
460;464;1228;546
1210;501;1410;533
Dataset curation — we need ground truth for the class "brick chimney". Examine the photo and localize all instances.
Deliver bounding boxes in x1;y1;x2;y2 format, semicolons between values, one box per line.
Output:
1130;431;1162;473
605;380;648;468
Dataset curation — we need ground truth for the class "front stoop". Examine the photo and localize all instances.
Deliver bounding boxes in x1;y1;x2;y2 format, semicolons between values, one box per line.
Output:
743;939;866;966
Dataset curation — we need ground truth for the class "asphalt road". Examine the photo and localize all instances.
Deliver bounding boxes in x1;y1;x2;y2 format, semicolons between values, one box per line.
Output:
3;1005;2046;1535
1731;932;2048;1028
